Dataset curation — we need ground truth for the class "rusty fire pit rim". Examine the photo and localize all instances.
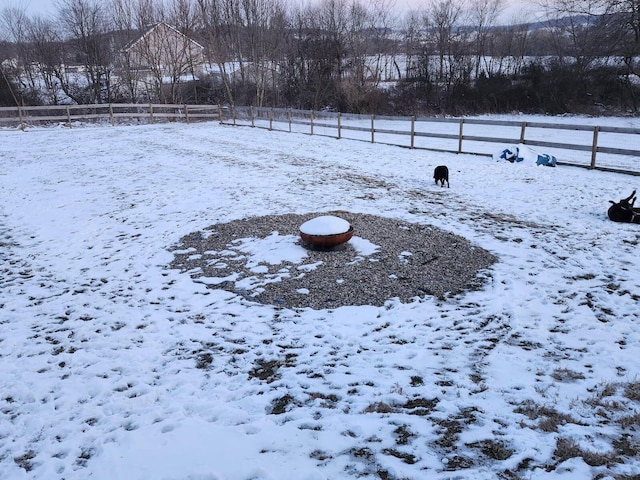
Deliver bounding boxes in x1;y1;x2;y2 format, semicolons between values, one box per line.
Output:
299;225;354;247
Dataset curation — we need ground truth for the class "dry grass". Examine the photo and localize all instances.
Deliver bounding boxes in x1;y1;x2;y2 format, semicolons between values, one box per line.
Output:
554;437;615;467
514;400;582;432
551;368;586;382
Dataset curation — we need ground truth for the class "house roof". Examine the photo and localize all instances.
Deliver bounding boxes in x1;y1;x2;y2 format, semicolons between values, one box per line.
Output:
121;22;204;53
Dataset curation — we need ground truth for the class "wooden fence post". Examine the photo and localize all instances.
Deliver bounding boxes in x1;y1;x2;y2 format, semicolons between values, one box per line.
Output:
288;108;292;132
66;106;71;124
410;116;415;149
458;118;464;153
520;121;527;144
184;104;189;124
590;126;600;169
109;103;115;125
337;112;342;139
17;106;24;130
232;105;236;126
149;104;154;123
217;105;223;123
269;108;273;131
371;114;375;143
310;110;314;135
250;106;255;127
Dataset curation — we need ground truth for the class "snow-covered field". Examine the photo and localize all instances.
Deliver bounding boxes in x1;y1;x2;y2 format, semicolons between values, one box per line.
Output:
1;119;639;480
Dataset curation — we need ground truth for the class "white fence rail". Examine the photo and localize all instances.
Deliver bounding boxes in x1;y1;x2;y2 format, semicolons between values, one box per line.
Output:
1;103;638;175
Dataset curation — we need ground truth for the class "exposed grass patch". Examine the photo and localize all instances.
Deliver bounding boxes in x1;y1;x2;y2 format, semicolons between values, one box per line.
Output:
14;451;36;472
433;407;479;450
514;400;582;432
363;397;439;416
624;381;640;401
382;448;417;464
612;434;639;457
363;402;395;414
443;455;474;470
307;392;339;408
270;394;294;415
554;437;615;467
393;425;415;445
350;446;374;460
249;358;282;383
195;352;213;369
551;368;586;382
75;448;94;467
403;397;439;416
467;439;515;461
308;392;339;402
506;377;640;475
619;413;640;429
309;449;332;461
409;376;424;386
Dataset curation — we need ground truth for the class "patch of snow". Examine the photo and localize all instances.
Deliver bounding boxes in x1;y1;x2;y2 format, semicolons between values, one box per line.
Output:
349;236;380;255
299;215;351;235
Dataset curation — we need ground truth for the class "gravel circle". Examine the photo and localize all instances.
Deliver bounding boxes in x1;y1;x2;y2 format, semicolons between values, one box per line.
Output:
169;212;497;310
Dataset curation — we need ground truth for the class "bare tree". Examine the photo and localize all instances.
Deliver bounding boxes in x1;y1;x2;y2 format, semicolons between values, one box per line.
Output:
336;0;400;112
1;6;40;103
167;0;200;32
197;0;240;105
198;0;290;106
491;20;532;77
27;17;69;104
57;0;115;103
469;0;503;78
423;0;468;91
400;9;425;81
617;0;640;109
539;0;638;110
237;0;288;106
315;0;350;92
165;0;204;102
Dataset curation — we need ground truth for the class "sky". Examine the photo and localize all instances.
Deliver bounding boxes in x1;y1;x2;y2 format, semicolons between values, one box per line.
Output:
1;114;639;479
0;0;54;16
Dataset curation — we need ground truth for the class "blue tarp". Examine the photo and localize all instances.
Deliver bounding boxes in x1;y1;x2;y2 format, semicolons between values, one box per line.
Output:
536;154;557;167
499;147;524;163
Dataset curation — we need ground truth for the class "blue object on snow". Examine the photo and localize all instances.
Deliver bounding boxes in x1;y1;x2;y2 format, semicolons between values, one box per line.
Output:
536;154;557;167
499;147;523;163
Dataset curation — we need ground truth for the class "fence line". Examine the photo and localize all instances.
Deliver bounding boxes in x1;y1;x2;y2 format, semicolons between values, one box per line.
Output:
1;103;638;175
226;106;640;176
0;103;223;126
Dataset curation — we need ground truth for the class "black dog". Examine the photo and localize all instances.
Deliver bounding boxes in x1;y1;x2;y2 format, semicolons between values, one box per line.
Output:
608;190;640;223
433;165;449;188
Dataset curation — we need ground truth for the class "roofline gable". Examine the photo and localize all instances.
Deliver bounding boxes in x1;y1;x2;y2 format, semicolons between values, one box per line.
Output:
121;21;204;53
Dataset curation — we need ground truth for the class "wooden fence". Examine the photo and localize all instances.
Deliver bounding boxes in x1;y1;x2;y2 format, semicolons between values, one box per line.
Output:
1;103;639;175
224;106;640;176
0;103;221;126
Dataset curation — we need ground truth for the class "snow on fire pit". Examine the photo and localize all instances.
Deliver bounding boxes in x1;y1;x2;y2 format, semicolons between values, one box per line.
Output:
299;215;354;248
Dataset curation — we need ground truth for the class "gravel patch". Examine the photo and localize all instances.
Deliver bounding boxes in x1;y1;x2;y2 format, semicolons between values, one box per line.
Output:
169;212;497;309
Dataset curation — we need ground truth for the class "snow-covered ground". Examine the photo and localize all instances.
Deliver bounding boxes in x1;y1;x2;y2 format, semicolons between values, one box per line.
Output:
1;119;639;480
